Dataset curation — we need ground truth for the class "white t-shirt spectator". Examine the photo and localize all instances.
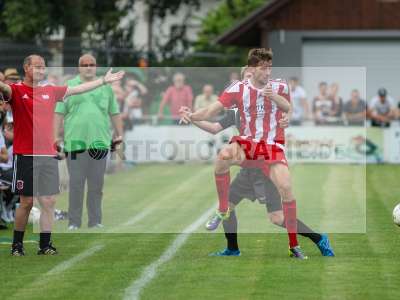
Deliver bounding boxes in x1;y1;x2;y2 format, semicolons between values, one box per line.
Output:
369;95;396;115
291;86;307;121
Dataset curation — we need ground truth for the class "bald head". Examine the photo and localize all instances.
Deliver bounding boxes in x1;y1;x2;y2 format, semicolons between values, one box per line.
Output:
78;54;97;81
79;54;96;66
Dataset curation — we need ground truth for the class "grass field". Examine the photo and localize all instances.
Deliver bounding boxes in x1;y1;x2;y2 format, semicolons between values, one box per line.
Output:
0;163;399;300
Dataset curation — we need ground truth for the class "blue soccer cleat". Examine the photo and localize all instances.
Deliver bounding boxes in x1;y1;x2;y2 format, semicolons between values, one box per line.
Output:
317;234;335;257
209;248;241;257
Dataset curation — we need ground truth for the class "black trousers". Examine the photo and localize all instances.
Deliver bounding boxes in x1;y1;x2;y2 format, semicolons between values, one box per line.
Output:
66;150;108;227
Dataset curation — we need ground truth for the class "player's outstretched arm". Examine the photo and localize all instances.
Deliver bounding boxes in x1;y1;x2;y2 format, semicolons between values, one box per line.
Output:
190;101;224;122
193;121;223;135
178;106;223;134
0;81;12;101
65;68;125;98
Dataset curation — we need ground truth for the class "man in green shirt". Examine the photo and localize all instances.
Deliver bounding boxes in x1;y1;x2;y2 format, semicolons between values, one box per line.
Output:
54;54;123;229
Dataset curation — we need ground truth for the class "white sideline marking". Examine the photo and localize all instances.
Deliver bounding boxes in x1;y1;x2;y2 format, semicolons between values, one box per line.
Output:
107;207;156;233
12;244;105;298
109;166;212;233
47;244;105;275
123;205;216;300
124;207;155;226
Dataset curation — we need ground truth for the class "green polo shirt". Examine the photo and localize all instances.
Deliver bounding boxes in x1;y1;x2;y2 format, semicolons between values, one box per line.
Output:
55;76;120;152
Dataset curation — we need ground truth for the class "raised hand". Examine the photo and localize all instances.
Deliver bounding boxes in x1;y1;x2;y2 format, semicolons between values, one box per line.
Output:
179;106;192;124
104;68;125;84
278;112;290;128
261;82;274;98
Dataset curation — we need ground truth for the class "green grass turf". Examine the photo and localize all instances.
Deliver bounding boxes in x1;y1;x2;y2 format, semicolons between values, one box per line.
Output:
0;163;399;300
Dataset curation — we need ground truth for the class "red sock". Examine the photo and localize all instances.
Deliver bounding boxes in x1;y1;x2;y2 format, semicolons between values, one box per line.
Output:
282;200;298;248
215;172;230;213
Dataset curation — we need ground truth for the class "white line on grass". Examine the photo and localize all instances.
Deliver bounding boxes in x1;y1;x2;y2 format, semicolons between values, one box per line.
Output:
12;244;105;298
124;206;155;226
108;165;212;233
107;207;156;233
47;244;105;275
123;205;216;300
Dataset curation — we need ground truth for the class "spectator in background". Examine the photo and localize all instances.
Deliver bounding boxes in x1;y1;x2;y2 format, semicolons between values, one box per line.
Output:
0;71;5;82
124;78;148;128
158;73;193;123
289;77;309;125
0;120;13;224
313;82;333;125
229;71;240;83
0;118;14;185
112;83;129;130
344;89;366;126
47;73;61;85
4;68;20;83
194;84;218;111
369;88;396;127
328;83;343;124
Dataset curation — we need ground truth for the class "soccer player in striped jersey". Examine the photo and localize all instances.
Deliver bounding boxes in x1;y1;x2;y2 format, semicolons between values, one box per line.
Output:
179;102;334;257
180;48;307;259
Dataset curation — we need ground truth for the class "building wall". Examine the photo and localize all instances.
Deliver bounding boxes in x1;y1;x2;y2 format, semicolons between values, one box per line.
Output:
268;0;400;30
267;30;400;102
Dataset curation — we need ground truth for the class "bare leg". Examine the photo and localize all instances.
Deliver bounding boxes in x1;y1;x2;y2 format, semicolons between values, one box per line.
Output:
14;196;33;231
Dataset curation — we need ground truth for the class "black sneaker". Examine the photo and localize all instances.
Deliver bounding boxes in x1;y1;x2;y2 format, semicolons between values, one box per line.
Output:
37;242;58;255
11;242;25;256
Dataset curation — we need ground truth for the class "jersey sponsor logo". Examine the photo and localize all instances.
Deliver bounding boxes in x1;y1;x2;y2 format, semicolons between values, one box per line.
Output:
42;94;50;100
22;94;29;100
256;103;264;113
16;180;24;190
243;103;264;115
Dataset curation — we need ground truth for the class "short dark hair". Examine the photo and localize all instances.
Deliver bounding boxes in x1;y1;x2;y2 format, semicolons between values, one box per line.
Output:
319;81;327;87
247;48;273;67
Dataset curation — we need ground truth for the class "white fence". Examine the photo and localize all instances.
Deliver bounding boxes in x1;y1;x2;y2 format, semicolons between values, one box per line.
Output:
123;125;399;164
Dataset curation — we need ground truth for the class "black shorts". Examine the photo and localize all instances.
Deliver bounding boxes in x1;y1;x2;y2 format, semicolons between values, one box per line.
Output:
229;168;282;213
12;155;60;197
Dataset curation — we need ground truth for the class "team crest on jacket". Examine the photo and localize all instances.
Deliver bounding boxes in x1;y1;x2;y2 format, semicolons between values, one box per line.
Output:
16;180;24;190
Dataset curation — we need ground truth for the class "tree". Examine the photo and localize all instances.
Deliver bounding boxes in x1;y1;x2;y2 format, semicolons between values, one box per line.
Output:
0;0;136;66
193;0;266;66
144;0;200;62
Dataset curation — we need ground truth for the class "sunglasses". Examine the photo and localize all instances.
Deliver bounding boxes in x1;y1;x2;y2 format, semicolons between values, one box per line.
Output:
80;64;96;67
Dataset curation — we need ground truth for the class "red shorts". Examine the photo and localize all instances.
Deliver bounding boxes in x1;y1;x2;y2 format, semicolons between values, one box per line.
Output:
230;136;288;177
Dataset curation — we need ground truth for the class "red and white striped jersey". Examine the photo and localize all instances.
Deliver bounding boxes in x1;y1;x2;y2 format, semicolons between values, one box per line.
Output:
219;79;290;145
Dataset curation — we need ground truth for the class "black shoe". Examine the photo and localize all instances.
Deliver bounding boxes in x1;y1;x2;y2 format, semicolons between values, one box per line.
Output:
37;242;58;255
11;242;25;256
